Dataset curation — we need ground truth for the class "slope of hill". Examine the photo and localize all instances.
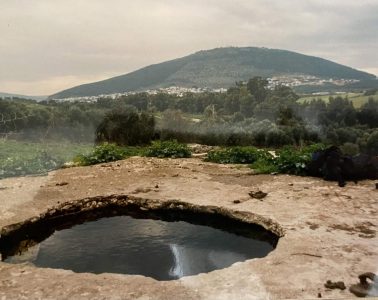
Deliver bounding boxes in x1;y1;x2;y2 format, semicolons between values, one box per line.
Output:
50;47;376;99
0;92;46;101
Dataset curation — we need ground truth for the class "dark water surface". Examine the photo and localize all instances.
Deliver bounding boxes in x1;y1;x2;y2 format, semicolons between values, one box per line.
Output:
3;215;275;280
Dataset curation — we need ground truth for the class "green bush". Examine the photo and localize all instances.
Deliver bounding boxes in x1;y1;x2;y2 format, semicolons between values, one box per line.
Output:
206;146;273;164
74;143;136;166
0;151;63;179
249;143;326;175
145;140;191;158
273;144;326;175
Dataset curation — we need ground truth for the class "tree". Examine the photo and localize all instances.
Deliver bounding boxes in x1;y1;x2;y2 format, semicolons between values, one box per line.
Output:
276;107;302;126
224;88;241;114
366;130;378;155
161;109;188;130
246;77;269;103
357;98;378;128
151;93;172;111
266;129;293;147
204;104;218;121
95;109;155;146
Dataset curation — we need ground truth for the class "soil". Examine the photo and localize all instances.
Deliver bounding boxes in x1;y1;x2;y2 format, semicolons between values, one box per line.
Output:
0;156;377;299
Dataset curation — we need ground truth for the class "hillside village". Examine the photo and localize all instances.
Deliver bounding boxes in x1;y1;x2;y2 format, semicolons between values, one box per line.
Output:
48;75;363;103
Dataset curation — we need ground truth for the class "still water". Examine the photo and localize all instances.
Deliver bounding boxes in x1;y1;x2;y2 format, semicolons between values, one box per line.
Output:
4;215;275;280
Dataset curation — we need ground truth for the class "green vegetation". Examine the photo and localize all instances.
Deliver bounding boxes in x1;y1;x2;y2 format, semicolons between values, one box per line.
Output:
206;144;326;176
0;97;102;143
74;143;140;166
249;158;279;174
95;109;155;146
298;91;378;108
0;151;62;179
1;75;378;178
251;144;326;175
271;144;326;175
145;140;191;158
2;78;377;155
366;131;378;154
74;140;192;166
206;146;273;164
0;140;91;162
0;140;92;178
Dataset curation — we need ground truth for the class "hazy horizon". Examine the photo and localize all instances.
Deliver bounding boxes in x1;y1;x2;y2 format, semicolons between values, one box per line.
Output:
1;0;377;96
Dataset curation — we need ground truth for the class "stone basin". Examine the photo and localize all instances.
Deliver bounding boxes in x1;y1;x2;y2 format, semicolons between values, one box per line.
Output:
0;156;377;299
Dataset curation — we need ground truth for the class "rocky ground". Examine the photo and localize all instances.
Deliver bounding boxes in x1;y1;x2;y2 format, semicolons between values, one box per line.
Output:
0;156;377;299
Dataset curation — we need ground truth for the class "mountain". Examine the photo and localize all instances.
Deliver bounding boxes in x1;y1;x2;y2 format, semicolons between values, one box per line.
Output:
50;47;376;99
0;92;47;101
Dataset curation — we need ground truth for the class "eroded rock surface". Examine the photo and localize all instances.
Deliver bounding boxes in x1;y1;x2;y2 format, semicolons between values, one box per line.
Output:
0;157;377;299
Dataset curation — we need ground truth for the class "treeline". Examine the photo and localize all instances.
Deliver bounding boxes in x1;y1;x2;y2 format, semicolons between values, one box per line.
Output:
1;77;377;154
0;98;104;142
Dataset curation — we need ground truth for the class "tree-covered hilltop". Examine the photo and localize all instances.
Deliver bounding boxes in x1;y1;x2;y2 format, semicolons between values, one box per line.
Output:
2;77;378;155
50;47;375;99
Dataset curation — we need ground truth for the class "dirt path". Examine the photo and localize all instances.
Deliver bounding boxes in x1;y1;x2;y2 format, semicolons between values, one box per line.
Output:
0;157;377;299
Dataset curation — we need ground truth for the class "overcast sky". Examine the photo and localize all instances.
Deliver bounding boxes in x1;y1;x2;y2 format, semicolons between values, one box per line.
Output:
1;0;377;95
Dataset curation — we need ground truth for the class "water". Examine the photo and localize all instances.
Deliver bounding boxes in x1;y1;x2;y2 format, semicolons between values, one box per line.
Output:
2;214;276;280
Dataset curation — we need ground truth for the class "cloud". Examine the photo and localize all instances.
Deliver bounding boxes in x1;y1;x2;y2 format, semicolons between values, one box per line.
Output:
0;0;377;95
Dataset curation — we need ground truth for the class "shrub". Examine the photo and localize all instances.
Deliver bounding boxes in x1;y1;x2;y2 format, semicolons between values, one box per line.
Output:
206;146;273;164
273;147;310;175
249;144;326;175
74;143;134;166
273;144;326;175
145;140;191;158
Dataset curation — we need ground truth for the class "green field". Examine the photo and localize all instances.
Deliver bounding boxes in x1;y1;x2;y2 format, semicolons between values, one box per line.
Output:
0;140;93;178
298;92;378;108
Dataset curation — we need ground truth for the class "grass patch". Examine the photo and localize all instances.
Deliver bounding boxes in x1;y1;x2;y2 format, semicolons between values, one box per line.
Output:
250;159;279;174
0;152;63;178
0;139;92;178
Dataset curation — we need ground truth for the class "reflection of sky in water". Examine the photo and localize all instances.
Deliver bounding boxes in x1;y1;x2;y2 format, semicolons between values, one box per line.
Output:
169;244;248;279
5;216;273;280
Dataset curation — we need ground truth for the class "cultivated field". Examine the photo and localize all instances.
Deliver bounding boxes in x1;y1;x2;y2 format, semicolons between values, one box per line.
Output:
298;91;378;108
